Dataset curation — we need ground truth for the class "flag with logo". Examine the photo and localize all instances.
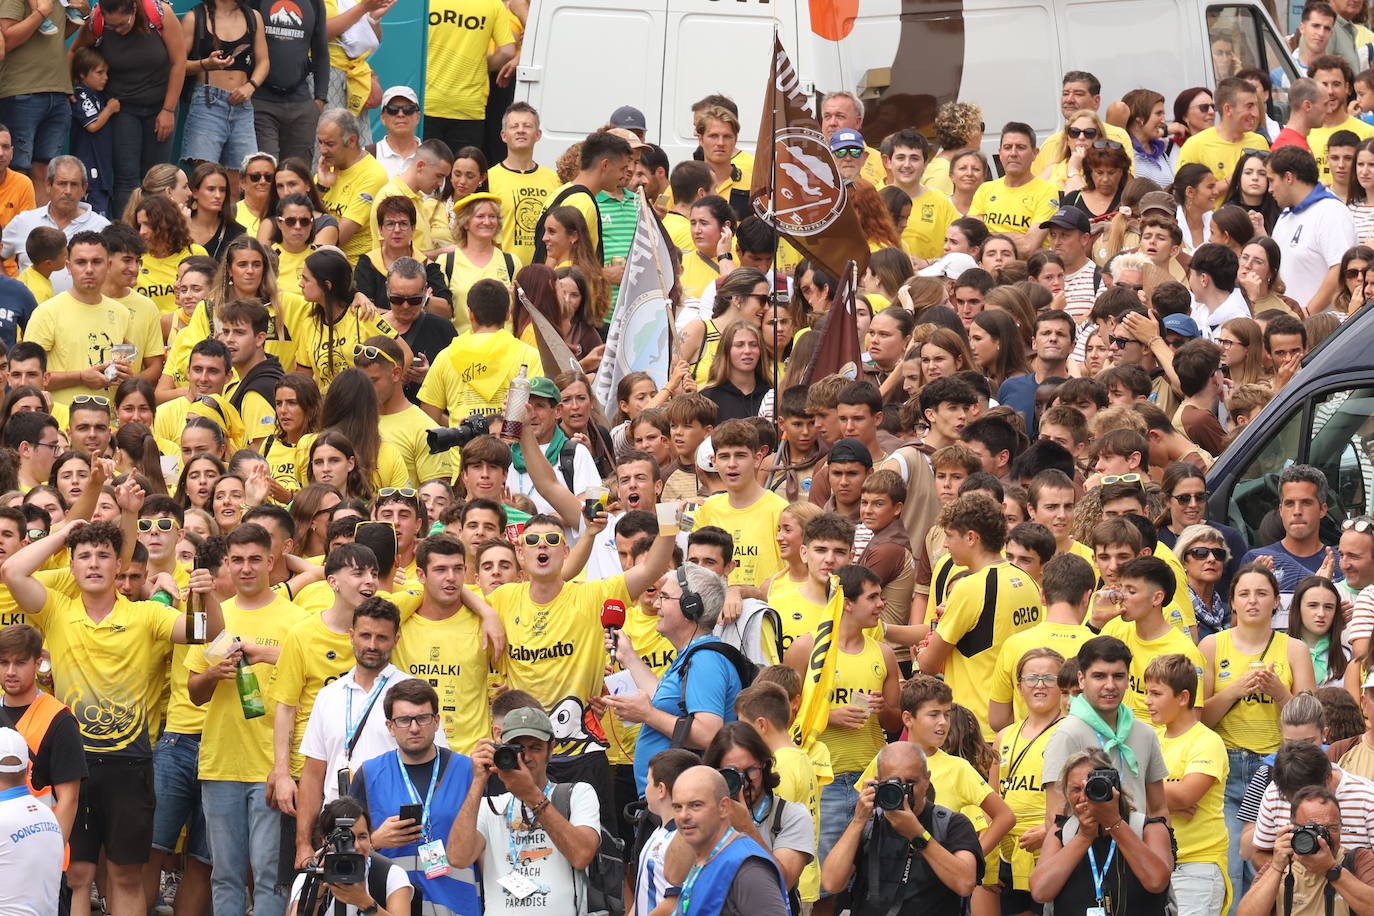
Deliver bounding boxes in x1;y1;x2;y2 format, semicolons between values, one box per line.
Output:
800;260;862;384
750;36;870;280
793;574;845;746
592;190;674;415
515;283;582;380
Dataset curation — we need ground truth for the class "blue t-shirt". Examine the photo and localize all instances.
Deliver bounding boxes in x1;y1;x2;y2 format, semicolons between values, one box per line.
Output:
633;635;742;792
0;274;38;349
996;373;1039;437
1239;540;1343;625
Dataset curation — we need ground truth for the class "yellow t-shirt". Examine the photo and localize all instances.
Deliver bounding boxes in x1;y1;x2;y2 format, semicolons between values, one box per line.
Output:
1309;117;1374;185
1155;542;1198;635
774;743;822;901
392;606;493;753
112;289;166;376
772;586;828;655
997;716;1063;888
17;266;52;303
692;489;788;587
489;576;634;757
274;244;314;296
139;246;208;315
901;187;959;260
601;604;677;766
859;747;992;828
1101;616;1206;723
379;404;452;486
370;177;448;253
293;433;411;490
168;293;312;386
265;613;354;776
989;620;1094;718
817;634;888;774
937;561;1043;739
152;395;194;446
187;593;310;781
1175;127;1269;183
922;157;953;196
487;162;561;268
417;328;543;421
28;589;179;754
295;308;395;389
25;291;134;407
444;246;521;327
968;176;1059;238
265;435;304;497
662;211;693;253
320;153;390;259
232;389;277;444
1160;720;1230;870
423;0;515;120
680;251;722;303
1211;629;1295;753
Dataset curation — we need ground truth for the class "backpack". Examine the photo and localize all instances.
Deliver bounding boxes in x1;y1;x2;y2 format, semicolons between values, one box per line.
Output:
859;804;963;916
670;641;758;754
713;599;784;668
365;851;423;916
91;0;163;37
551;783;625;916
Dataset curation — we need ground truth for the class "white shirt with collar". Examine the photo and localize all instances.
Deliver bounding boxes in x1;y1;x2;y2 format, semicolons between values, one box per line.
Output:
374;136;419;179
299;663;451;803
1190;287;1250;339
1;204;111;294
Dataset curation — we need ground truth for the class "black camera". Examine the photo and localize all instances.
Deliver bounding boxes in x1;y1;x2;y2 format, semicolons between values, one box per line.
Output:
427;414;490;454
492;742;524;771
720;766;745;798
310;818;365;885
874;778;914;811
1084;767;1121;803
1292;822;1332;856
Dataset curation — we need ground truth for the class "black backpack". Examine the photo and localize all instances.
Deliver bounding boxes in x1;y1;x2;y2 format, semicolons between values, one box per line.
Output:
365;851;422;916
669;641;758;754
551;783;625;916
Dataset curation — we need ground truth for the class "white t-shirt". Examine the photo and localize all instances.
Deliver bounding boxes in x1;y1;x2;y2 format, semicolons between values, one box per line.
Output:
1273;195;1358;309
476;783;601;915
1190;287;1250;339
374;137;418;179
288;858;413;915
635;822;676;916
0;786;64;916
506;440;602;518
299;665;451;803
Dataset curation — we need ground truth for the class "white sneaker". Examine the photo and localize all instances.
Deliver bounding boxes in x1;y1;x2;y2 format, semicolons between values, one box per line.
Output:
36;15;57;34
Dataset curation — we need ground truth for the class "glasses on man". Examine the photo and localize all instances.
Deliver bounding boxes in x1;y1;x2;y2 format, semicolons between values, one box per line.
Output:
1108;335;1135;349
383;104;419;116
833;148;864;158
388;293;428;307
389;714;437;729
138;518;180;533
1343;516;1374;534
523;531;564;547
245;171;273;183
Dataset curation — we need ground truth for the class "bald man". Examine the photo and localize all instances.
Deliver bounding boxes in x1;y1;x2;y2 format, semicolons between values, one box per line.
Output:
668;766;790;916
820;743;982;914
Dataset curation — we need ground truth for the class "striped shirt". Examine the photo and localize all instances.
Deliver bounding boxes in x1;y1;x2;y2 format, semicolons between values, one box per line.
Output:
1352;202;1374;246
635;822;675;916
1062;260;1097;324
1348;584;1374;645
1253;765;1374;850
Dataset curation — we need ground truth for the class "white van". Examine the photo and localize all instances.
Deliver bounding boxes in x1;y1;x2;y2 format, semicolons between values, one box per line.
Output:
514;0;1301;164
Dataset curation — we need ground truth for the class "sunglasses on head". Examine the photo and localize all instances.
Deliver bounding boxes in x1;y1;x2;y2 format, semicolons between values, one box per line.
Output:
353;344;396;366
1241;148;1270;160
378;487;418;499
833;148;864;158
1100;473;1145;487
138;518;179;532
523;531;563;547
1343;516;1374;534
1066;126;1099;139
384;104;419;116
72;394;110;407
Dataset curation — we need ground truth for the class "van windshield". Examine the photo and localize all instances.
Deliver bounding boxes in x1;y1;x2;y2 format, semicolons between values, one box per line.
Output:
1207;4;1301;116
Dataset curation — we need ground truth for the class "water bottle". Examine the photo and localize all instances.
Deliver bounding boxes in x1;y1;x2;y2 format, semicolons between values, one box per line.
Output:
502;364;530;441
236;657;266;719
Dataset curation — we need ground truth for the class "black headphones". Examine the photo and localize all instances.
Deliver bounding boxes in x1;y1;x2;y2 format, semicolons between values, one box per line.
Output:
677;566;704;622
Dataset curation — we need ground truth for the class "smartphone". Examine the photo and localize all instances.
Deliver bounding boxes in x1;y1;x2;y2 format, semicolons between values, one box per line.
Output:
399;803;422;825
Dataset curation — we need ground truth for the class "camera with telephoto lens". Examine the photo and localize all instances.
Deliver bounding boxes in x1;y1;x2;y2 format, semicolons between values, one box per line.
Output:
1084;767;1122;803
492;742;525;771
427;414;490;454
874;778;915;811
308;818;365;885
1292;823;1332;857
719;766;745;798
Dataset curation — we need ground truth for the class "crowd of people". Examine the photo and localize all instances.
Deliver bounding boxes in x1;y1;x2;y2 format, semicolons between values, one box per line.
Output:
10;1;1374;916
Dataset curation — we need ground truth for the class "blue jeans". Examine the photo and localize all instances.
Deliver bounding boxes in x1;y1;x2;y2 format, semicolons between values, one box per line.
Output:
1227;747;1264;914
0;92;71;169
818;770;862;897
182;83;257;168
202;780;287;916
151;732;210;863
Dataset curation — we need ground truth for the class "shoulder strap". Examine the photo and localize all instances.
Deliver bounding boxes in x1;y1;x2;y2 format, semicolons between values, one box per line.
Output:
769;794;786;838
367;852;391;912
558;441;577;490
503;251;515;279
444;250;456;280
552;782;574;822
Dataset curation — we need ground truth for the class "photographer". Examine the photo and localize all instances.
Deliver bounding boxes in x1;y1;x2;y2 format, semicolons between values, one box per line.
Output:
820;742;982;915
1252;741;1374;874
1029;749;1174;915
1237;785;1374;916
289;797;414;916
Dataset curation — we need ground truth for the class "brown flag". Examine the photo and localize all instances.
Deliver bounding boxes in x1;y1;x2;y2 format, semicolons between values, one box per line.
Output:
750;36;871;281
800;260;862;385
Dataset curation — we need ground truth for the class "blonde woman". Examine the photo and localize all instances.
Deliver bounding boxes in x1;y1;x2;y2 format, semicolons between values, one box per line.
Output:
443;191;519;334
1041;109;1112;192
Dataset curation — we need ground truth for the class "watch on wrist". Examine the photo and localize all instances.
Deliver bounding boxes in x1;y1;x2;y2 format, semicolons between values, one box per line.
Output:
1327;863;1345;884
359;904;379;915
910;828;931;851
717;252;733;261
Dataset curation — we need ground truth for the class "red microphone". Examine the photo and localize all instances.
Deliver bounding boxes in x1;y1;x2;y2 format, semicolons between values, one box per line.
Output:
601;599;627;654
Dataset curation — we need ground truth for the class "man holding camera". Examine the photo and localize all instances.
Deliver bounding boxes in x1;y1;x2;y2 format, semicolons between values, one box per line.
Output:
1238;785;1374;916
1251;741;1374;873
820;742;982;915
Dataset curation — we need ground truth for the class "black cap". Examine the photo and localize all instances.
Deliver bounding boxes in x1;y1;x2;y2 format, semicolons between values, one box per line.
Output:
1040;206;1091;233
828;437;873;469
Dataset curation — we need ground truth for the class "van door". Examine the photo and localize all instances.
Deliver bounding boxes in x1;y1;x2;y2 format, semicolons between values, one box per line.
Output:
1205;3;1302;113
516;0;670;149
1056;0;1195;120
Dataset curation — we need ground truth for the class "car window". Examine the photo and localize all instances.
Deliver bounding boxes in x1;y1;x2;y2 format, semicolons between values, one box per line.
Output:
1227;396;1303;545
1207;4;1299;115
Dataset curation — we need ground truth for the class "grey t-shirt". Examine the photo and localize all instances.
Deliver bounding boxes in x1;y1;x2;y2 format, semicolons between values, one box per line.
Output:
722;857;792;916
1041;714;1168;806
757;797;817;860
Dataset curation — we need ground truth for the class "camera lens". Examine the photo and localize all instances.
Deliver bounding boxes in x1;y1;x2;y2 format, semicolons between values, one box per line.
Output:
1292;825;1323;857
1084;773;1115;803
493;744;522;771
720;766;744;798
874;780;909;811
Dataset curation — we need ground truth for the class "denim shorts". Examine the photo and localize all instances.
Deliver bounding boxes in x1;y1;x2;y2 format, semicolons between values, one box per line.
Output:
0;92;71;169
151;732;210;863
817;770;863;896
181;82;258;169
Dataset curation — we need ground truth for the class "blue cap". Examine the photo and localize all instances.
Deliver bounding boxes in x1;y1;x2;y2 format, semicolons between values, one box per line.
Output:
829;128;865;151
1039;207;1091;233
1162;314;1201;339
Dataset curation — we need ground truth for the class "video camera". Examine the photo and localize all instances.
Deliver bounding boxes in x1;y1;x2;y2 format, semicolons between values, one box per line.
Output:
427;414;490;454
303;818;366;885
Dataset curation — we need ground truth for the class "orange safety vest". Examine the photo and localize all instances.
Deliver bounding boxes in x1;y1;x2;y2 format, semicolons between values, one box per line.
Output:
11;691;72;868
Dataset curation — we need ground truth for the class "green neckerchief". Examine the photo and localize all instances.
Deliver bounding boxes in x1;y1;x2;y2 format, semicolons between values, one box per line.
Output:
510;425;569;475
1070;692;1139;775
1311;634;1331;686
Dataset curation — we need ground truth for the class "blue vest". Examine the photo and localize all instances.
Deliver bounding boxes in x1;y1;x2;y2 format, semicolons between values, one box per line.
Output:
359;748;480;916
681;834;787;916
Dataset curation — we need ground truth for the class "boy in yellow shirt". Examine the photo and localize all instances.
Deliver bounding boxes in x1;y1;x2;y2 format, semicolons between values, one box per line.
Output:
692;419;788;586
18;225;64;305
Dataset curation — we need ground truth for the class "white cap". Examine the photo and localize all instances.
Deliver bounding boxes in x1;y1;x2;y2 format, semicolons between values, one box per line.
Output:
382;86;419;107
1362;668;1374;691
916;252;979;280
0;728;27;773
696;438;717;474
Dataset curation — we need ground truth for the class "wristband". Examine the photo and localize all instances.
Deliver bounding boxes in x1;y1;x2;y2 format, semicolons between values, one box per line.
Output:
161;107;176;115
1146;336;1162;348
529;797;550;821
247;78;258;89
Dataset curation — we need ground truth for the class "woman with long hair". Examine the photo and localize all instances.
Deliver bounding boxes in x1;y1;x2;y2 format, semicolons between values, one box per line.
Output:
1351;138;1374;244
970;308;1030;390
122;163;191;225
944;215;990;259
180;414;228;465
681;194;737;304
114;422;169;494
1167;87;1216;160
1333;245;1374;316
554;267;610;369
700;320;771;423
1236;238;1302;318
918;326;975;387
267;194;318;293
1060;138;1130;222
1041;109;1110;190
176;452;225;511
1290;575;1346;688
880;185;913;237
1123;87;1172;186
1207;204;1255;254
862;248;915;308
185;162;244;259
925;100;984;195
236;151;277;238
1027;251;1066;298
297;249;390;389
259;157;340;247
851;180;904;250
306;430;371;502
319;368;407;490
539;204;607;320
163;255;219;357
678;266;768;389
1224;150;1281;235
265;372;321;501
135;194;207;315
0;387;46;441
949;149;990;216
209;473;247;533
289;482;342;558
554;370;616;479
868;306;916;397
440;146;489;205
50;452;92;509
1171;162;1220;253
444;192;518;333
115;377;158;429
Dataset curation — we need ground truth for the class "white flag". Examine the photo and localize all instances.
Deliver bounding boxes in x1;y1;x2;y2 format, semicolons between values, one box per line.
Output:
593;190;674;416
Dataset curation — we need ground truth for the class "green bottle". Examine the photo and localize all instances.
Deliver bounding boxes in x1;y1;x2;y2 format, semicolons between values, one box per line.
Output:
236;656;266;719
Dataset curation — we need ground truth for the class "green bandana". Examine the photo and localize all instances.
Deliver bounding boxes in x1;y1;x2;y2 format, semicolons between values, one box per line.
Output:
1070;692;1139;776
510;426;569;475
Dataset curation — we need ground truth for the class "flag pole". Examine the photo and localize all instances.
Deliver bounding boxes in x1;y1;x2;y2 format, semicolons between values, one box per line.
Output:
769;21;783;436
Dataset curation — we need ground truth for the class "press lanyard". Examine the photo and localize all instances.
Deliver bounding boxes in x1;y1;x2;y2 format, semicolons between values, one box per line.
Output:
1088;839;1117;908
344;674;390;759
677;828;735;915
505;784;553;868
395;749;440;842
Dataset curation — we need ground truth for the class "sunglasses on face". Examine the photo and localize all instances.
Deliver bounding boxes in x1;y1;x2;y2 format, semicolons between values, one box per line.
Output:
25;529;46;541
353;344;396;366
388;292;428;307
1108;335;1135;348
1185;546;1228;562
1172;492;1208;505
1066;126;1099;139
383;104;419;116
523;531;564;547
277;216;311;228
1196;103;1216;113
138;518;179;532
833;148;864;158
245;171;273;183
1347;267;1366;279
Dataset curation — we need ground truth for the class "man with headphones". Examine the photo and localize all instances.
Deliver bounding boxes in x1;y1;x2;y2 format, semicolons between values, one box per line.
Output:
604;563;753;795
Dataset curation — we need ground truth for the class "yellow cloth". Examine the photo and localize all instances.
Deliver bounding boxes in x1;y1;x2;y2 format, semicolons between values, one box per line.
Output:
774;743;823;901
392;606;493;753
139;246;207;314
922;157;953;196
692;489;787;586
662;211;693;252
112;289;166;376
18;266;52;303
232;389;277;443
936;561;1043;739
901;187;959;260
265;435;304;496
542;182;601;253
997;717;1063;889
1101;616;1206;723
680;251;722;303
1309;117;1374;184
168;293;311;386
816;634;888;773
1175;127;1269;183
423;0;515;120
1211;629;1295;753
292;432;411;489
320;153;389;259
989;620;1095;718
687;319;721;389
187;593;310;781
771;585;829;655
274;244;313;295
969;176;1059;238
379;404;452;486
418;328;542;420
295;307;395;389
265;613;353;777
488;162;561;268
444;246;521;327
1160;719;1231;905
25;291;133;407
858;146;886;188
601;603;676;766
370;177;447;253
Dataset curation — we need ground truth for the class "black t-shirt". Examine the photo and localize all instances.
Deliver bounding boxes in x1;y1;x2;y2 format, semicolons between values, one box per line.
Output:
398;313;458;404
1052;818;1169;916
350;748;451;819
850;806;984;916
0;700;88;791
